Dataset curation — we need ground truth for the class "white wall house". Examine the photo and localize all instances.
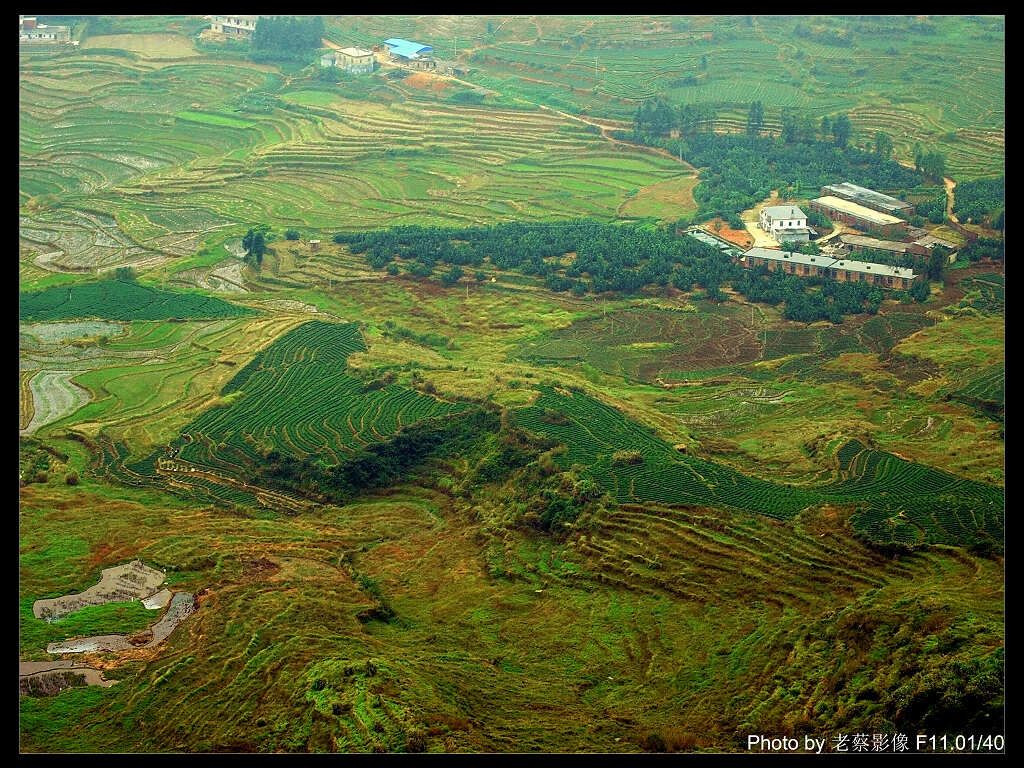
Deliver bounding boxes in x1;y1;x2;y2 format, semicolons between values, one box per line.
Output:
209;15;260;37
759;205;808;237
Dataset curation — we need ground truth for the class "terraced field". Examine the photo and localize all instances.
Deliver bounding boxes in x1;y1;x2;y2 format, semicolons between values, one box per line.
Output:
175;320;468;475
322;15;1001;179
515;386;1003;546
20;279;254;322
20;49;688;283
19;17;1003;755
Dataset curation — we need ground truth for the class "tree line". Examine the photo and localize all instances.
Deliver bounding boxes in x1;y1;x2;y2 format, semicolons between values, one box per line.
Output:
953;176;1004;228
251;15;324;61
335;219;920;323
627;99;926;223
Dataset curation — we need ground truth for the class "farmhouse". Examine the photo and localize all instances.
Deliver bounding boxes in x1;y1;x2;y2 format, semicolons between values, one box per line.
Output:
821;182;914;217
19;16;71;45
839;234;930;259
808;195;908;239
321;47;375;74
381;37;436;69
759;205;813;243
208;15;260;38
742;247;918;290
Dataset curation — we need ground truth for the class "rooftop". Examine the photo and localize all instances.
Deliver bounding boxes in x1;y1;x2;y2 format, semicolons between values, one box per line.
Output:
812;196;905;226
823;182;912;213
840;234;915;252
762;205;807;220
744;247;827;267
831;258;917;279
338;47;374;57
914;233;959;249
743;247;917;279
382;38;433;59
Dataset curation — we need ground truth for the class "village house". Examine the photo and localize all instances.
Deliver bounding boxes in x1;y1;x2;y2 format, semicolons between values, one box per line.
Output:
381;37;436;70
208;15;260;38
321;46;375;74
758;205;812;243
19;16;71;45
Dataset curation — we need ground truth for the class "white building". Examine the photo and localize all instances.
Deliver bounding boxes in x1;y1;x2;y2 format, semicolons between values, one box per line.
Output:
759;205;807;236
19;16;71;44
320;47;375;74
208;15;260;38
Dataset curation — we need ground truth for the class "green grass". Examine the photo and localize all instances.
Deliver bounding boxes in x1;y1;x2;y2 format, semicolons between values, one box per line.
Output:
175;110;256;128
20;598;157;660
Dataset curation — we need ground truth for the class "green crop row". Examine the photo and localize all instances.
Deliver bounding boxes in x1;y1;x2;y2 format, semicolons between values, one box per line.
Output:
514;389;1003;547
20;278;255;322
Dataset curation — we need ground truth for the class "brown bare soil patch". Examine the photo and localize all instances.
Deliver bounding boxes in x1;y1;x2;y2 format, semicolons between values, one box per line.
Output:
243;556;282;580
404;72;450;91
706;219;754;248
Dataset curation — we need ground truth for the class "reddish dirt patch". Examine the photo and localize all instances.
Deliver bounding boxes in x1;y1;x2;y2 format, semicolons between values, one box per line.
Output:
403;72;449;91
242;557;281;579
706;218;754;248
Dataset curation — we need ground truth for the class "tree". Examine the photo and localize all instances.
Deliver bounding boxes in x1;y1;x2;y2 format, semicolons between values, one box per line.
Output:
64;471;79;486
284;229;300;240
913;141;923;172
242;228;267;268
820;116;831;140
910;278;931;303
926;248;946;282
833;113;852;148
746;101;764;136
700;54;708;71
114;266;136;282
874;131;893;161
440;264;463;286
781;108;798;143
921;150;946;182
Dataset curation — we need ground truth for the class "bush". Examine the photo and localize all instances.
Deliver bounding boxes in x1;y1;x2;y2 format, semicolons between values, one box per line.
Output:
64;471;79;486
385;263;399;276
284;230;300;240
611;450;644;466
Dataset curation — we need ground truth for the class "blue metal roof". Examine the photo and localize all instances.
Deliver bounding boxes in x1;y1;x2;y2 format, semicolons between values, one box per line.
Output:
382;38;433;58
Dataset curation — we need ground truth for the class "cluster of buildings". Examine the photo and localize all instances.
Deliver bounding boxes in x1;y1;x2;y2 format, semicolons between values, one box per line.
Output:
705;180;968;291
205;21;465;77
19;15;71;45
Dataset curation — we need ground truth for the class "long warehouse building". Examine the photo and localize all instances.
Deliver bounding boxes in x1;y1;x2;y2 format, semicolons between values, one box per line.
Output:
807;195;909;239
742;247;918;290
821;182;914;216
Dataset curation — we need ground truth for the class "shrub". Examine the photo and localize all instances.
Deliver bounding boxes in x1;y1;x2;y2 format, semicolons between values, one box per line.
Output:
284;230;300;240
611;450;644;466
64;471;79;486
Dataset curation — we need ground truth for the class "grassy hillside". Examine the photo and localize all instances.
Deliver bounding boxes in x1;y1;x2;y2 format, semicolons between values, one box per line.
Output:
20;16;1003;754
